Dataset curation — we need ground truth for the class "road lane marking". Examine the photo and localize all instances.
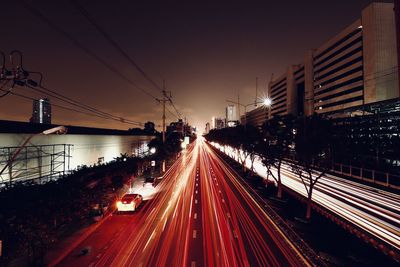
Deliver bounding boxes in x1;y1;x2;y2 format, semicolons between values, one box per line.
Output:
193;230;197;238
143;230;156;251
195;199;198;204
191;261;196;267
195;190;198;194
194;213;197;219
189;195;193;218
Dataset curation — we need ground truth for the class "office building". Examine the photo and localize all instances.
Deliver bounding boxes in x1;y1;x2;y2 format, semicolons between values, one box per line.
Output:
241;107;268;127
264;2;399;120
225;105;238;127
205;122;210;134
212;117;225;129
31;98;51;124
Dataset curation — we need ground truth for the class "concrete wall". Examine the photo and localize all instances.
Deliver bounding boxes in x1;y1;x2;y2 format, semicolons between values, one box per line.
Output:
0;133;154;182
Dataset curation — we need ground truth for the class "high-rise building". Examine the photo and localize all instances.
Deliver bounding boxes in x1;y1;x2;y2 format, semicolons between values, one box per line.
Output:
205;122;210;134
31;98;51;124
225;105;238;127
245;2;398;127
226;105;237;121
268;2;399;118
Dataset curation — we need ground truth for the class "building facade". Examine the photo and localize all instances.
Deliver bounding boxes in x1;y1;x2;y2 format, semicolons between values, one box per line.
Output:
205;122;210;134
31;98;51;124
258;2;399;124
225;105;238;127
241;107;268;127
212;117;225;129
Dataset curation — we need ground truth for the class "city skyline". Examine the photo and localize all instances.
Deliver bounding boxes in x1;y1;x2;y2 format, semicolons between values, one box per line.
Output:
1;1;399;266
1;0;376;130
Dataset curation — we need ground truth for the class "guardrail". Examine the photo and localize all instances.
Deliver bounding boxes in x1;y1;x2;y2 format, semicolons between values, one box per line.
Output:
282;154;400;190
329;162;400;189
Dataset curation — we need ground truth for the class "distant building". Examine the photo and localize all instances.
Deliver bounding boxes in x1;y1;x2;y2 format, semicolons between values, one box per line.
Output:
241;107;268;127
31;98;51;124
205;122;210;134
225;105;237;127
213;117;225;129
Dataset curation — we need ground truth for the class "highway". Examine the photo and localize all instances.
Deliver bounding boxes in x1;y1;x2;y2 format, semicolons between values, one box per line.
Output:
56;138;310;267
212;143;400;256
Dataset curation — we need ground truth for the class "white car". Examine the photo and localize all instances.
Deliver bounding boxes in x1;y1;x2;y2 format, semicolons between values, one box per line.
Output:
116;193;143;212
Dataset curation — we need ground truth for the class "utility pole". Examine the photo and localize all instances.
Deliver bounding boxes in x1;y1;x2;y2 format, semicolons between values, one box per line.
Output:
162;81;166;144
158;80;171;144
255;77;258;106
157;80;171;173
237;94;241;122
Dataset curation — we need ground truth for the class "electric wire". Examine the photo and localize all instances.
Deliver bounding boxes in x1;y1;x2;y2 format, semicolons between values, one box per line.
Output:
0;81;11;98
24;83;143;125
0;87;144;126
20;0;159;101
69;0;183;119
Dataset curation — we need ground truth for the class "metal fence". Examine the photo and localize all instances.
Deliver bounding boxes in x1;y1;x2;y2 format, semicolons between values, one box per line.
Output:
330;162;400;189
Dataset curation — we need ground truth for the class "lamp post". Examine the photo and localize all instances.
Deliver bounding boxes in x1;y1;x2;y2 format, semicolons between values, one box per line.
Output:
0;126;67;185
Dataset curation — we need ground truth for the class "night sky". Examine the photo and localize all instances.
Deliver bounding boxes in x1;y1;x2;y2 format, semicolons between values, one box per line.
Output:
1;0;379;131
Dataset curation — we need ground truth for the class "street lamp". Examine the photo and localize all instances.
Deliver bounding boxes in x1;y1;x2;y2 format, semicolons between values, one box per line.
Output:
263;98;272;107
0;126;67;184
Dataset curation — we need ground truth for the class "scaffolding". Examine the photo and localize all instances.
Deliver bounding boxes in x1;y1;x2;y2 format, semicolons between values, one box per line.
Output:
0;144;72;185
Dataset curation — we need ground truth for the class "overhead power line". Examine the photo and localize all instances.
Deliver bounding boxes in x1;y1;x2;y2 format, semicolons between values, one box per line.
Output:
24;83;143;125
0;87;143;126
20;0;159;101
69;0;183;119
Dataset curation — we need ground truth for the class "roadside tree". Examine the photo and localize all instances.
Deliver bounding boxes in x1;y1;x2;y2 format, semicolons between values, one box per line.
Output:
260;115;295;198
292;115;332;220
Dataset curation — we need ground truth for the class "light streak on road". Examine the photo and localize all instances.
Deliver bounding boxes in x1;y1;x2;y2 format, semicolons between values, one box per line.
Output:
57;139;312;267
211;142;400;253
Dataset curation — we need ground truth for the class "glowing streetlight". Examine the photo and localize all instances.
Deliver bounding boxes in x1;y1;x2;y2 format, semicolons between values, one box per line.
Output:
263;98;272;107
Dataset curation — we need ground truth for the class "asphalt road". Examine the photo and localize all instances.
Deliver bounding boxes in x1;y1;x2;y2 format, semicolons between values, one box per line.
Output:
56;138;310;267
